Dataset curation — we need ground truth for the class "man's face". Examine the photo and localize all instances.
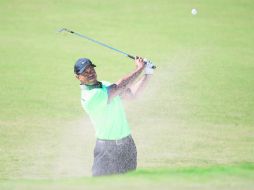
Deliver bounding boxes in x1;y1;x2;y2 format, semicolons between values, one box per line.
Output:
77;65;97;85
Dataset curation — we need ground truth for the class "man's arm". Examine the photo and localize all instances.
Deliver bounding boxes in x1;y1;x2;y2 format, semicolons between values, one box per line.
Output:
107;57;145;100
128;74;152;98
120;60;154;100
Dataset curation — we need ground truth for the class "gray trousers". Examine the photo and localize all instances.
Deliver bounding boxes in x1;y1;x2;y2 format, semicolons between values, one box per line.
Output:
92;135;137;176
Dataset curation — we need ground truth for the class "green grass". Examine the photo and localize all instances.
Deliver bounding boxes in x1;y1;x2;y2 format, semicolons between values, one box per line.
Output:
0;0;254;189
1;164;254;190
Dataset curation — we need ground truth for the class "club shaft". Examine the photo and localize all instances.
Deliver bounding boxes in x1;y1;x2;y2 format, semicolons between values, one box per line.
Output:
59;28;156;69
65;29;135;59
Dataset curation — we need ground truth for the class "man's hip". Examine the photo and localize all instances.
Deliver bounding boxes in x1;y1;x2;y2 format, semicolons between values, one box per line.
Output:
92;135;137;176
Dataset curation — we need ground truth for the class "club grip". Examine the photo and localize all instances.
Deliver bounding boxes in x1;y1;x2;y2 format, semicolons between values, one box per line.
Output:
127;55;135;60
127;54;156;69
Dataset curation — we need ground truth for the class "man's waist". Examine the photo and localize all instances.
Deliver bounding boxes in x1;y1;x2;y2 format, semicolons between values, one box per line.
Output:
94;125;131;141
96;135;132;145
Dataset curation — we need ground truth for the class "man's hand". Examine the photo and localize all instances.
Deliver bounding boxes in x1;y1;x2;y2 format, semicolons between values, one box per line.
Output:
135;56;145;69
144;59;154;75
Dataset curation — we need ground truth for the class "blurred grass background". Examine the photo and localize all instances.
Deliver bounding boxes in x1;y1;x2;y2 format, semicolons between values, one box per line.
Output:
0;0;254;189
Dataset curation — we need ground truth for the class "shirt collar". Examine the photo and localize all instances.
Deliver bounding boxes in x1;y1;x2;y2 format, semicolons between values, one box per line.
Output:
80;81;102;90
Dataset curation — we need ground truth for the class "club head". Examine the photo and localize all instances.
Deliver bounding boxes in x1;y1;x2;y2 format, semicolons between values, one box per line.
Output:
57;28;74;34
58;28;67;33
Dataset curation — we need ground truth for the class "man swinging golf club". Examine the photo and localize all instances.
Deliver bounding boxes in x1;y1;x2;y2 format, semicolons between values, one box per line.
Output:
74;56;154;176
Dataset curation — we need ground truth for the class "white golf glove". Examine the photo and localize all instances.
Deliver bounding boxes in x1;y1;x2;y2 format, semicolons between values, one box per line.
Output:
144;59;154;75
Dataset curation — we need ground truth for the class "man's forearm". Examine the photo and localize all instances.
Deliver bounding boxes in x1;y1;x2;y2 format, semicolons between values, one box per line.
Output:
130;74;151;98
109;66;144;98
116;66;143;89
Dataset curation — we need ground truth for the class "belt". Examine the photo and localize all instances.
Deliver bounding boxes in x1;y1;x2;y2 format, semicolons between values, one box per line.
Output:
97;135;132;145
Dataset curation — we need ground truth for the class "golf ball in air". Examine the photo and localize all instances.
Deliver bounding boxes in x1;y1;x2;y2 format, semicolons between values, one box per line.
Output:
191;8;197;15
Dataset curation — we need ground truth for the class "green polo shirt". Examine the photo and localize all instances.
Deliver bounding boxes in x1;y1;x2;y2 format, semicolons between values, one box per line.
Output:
80;81;131;140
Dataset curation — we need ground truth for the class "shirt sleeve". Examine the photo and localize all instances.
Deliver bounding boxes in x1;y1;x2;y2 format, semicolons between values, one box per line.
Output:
106;84;117;96
81;88;108;113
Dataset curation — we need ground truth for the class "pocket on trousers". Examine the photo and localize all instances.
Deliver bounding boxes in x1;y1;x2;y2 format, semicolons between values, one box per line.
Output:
94;143;109;160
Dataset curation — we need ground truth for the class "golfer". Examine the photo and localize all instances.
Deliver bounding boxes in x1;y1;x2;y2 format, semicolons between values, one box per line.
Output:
74;56;154;176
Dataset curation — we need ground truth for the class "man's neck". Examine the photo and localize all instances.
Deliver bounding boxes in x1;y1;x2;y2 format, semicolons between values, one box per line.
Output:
81;80;97;86
85;81;98;86
83;81;102;89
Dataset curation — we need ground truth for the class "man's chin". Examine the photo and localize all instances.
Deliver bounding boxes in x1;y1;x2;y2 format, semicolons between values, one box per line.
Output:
88;79;97;85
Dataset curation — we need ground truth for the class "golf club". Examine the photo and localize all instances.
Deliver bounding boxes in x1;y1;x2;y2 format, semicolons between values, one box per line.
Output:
58;28;156;69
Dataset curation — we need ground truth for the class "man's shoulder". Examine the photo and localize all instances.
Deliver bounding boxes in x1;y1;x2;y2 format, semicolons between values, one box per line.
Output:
101;81;112;87
81;82;109;101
